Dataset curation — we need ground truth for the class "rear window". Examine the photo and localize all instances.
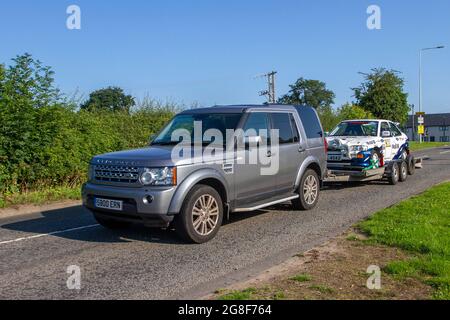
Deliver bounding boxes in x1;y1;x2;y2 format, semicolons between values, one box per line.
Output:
271;113;296;144
296;107;323;139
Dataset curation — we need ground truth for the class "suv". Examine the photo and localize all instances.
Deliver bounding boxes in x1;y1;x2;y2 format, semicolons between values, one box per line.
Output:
326;119;410;170
82;105;327;243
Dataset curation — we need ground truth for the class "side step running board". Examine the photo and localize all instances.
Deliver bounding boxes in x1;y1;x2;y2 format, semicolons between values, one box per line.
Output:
234;195;299;213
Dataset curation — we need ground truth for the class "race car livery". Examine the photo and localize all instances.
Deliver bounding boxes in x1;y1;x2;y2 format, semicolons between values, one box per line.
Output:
326;120;409;170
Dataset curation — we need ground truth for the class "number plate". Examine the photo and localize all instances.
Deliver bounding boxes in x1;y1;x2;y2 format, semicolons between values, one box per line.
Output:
94;198;123;211
328;155;342;161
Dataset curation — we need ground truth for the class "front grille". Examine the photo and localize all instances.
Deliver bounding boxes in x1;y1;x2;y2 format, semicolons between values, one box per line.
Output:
94;165;140;184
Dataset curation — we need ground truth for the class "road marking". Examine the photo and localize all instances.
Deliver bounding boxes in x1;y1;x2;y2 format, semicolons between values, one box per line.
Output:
0;224;100;246
440;150;450;154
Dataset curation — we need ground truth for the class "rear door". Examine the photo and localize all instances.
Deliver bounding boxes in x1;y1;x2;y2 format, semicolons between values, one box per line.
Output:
269;112;304;193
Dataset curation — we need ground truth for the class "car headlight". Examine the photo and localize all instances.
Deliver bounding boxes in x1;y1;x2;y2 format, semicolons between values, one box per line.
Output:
140;167;177;186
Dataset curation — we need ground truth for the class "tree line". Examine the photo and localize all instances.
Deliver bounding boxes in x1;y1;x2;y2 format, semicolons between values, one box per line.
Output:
0;53;410;198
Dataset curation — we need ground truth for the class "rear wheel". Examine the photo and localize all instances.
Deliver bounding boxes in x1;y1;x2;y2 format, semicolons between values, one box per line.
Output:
399;161;408;182
174;185;224;244
388;162;400;185
93;212;130;229
292;169;320;210
407;155;416;175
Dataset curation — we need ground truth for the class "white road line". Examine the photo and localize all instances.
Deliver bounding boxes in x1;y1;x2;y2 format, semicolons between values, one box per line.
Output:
0;224;100;246
440;150;450;155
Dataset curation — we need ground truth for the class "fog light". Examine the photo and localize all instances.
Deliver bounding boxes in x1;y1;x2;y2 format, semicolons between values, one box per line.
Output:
143;195;154;204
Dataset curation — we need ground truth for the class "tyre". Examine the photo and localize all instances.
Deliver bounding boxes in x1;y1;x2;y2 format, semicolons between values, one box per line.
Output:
174;185;224;244
399;161;408;182
93;212;130;229
292;169;320;211
407;155;416;175
388;162;400;185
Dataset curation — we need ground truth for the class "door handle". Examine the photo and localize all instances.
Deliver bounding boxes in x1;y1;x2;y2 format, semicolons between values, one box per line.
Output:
267;151;274;157
299;147;306;153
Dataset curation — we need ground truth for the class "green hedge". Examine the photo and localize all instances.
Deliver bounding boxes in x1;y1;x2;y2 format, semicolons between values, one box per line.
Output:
0;106;174;194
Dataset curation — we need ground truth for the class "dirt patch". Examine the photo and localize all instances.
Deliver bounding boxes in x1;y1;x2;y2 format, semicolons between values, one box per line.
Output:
207;230;432;300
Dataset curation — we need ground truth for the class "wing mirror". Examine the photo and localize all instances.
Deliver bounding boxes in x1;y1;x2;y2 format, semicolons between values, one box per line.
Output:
382;131;391;138
149;134;156;145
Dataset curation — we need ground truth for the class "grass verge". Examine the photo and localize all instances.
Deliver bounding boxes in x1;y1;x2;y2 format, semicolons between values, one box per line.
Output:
409;142;448;152
0;185;81;209
358;182;450;300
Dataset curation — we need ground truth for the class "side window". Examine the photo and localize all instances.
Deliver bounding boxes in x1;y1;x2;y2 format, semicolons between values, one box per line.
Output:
243;112;270;141
271;113;296;145
380;122;391;136
296;107;323;139
289;114;300;143
389;122;402;137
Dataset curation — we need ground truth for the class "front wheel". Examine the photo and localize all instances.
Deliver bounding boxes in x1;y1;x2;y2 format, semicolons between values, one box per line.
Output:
174;185;224;244
292;169;320;211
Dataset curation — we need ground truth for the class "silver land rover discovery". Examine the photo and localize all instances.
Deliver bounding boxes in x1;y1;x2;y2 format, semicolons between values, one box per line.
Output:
82;105;327;243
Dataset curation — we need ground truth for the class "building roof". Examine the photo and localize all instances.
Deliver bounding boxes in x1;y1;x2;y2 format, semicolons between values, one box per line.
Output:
406;113;450;127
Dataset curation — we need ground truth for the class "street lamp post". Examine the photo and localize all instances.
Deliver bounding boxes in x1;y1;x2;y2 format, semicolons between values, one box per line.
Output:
419;46;445;143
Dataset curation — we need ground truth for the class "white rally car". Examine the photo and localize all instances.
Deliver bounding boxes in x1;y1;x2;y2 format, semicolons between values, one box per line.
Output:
326;119;410;170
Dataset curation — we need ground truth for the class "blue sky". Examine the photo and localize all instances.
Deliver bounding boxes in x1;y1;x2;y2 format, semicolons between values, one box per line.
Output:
1;0;449;113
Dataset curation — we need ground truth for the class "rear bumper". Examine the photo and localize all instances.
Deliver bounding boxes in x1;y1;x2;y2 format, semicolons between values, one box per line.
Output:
82;183;176;227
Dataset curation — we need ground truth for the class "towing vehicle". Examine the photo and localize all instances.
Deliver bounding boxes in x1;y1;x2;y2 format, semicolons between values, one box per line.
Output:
82;105;327;243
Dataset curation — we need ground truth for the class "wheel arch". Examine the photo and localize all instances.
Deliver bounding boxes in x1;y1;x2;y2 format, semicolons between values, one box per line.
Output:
168;169;229;215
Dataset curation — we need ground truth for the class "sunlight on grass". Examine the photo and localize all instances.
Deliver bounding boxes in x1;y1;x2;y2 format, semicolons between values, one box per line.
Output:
359;182;450;300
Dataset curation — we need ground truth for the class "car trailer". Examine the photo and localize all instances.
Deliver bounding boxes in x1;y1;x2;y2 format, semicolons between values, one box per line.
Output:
325;155;423;185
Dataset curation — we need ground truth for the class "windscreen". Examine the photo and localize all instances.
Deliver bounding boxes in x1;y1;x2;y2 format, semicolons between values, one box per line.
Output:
330;121;378;137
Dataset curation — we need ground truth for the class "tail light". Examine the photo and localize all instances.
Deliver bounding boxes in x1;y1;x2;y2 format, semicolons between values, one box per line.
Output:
324;138;328;154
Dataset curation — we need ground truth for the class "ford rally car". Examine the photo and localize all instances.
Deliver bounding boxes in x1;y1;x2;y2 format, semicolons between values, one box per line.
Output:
326;120;409;171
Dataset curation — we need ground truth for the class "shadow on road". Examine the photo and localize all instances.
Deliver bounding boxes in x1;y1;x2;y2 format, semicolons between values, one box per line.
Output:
1;204;275;245
0;205;188;245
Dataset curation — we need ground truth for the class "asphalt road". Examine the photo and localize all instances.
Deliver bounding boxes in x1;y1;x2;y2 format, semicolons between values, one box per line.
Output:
1;146;449;300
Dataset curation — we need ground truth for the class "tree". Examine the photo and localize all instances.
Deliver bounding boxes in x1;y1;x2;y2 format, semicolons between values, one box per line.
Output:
337;103;375;121
81;87;135;113
0;53;62;191
278;77;335;110
353;68;409;124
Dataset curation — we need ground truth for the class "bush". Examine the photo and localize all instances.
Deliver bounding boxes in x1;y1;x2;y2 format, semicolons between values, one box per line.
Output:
0;54;175;195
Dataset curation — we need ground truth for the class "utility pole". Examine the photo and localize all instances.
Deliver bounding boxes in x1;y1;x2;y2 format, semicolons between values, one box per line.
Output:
257;71;277;104
411;104;415;141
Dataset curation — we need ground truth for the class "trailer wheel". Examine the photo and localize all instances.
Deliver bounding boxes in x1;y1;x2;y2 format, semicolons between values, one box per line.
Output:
399;161;408;182
407;155;416;175
388;162;400;185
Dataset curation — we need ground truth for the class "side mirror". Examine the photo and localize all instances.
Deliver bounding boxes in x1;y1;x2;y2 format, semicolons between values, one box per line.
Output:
324;131;329;137
149;134;156;145
382;131;391;138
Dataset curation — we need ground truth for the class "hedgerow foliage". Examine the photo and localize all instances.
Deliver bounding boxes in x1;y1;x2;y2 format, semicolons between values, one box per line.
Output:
0;54;175;195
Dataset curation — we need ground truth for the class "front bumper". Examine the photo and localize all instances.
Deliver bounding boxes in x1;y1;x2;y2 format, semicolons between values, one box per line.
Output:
327;150;374;171
82;183;177;227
